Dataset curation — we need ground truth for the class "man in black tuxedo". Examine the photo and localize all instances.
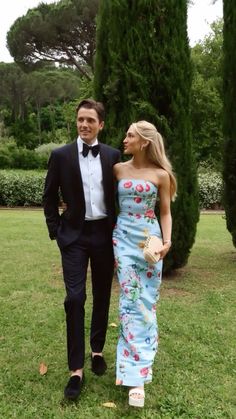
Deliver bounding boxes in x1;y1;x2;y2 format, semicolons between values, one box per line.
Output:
43;99;120;401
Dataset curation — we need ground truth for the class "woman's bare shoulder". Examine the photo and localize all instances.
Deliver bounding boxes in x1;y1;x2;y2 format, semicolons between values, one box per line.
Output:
155;168;170;187
155;167;169;177
114;161;130;175
114;161;130;168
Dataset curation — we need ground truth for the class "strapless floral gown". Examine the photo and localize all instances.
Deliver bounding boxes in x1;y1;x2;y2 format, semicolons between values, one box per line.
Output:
113;179;163;387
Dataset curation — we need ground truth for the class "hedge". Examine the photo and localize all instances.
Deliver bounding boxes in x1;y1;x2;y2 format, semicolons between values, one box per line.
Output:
0;169;223;208
0;170;45;206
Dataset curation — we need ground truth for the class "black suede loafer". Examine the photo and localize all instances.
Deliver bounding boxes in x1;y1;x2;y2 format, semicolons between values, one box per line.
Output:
64;375;84;401
91;354;107;376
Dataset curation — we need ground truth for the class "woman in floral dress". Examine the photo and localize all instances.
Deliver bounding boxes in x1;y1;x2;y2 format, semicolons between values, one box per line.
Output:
113;121;177;407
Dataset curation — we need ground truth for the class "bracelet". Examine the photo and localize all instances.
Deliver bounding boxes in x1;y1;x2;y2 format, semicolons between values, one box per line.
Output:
163;240;172;247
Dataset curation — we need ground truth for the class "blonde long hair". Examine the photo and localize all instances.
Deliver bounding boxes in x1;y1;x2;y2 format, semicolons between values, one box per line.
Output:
132;121;177;200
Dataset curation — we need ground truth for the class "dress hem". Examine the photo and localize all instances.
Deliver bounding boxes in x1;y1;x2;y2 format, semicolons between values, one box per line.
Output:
116;379;152;387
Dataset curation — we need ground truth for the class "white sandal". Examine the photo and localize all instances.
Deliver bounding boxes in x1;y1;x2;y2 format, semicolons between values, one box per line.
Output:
128;387;145;407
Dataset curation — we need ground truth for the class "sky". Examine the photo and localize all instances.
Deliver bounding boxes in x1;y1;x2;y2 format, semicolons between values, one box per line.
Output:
0;0;223;63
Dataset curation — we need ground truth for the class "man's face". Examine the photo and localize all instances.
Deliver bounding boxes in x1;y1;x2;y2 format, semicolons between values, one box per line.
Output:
77;107;104;144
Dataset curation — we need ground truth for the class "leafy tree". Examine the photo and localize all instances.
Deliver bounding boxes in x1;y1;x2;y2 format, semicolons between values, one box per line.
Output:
7;0;98;80
191;20;223;90
191;19;223;168
26;69;80;142
0;63;28;121
94;0;199;272
0;63;81;148
222;0;236;247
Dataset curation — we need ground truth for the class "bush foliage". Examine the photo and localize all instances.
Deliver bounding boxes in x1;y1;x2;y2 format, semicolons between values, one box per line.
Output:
198;170;223;209
34;142;66;157
0;169;223;209
0;142;66;170
0;144;47;169
0;170;45;206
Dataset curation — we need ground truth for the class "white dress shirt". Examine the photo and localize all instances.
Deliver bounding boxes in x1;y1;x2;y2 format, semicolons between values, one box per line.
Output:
77;136;107;220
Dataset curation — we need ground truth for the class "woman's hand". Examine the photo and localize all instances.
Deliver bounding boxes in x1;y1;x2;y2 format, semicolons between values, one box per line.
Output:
59;201;67;213
160;242;171;259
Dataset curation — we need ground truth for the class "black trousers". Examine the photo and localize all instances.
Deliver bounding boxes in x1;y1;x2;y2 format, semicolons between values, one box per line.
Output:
60;218;114;371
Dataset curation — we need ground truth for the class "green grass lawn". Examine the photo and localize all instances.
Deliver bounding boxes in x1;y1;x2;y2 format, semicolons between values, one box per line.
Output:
0;211;235;418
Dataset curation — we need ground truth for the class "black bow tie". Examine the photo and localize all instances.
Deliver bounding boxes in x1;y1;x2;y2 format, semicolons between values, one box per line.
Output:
82;143;100;158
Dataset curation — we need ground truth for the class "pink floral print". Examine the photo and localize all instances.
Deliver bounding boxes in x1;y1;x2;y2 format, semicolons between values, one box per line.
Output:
124;181;133;188
113;179;163;387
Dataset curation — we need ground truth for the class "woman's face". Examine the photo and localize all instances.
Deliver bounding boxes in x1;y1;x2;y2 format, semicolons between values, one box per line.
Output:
123;125;142;155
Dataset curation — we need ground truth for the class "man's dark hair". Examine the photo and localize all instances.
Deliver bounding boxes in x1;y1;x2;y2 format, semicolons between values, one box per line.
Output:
76;99;105;122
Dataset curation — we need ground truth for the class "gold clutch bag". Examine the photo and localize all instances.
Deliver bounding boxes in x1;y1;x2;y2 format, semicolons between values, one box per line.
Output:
143;235;164;264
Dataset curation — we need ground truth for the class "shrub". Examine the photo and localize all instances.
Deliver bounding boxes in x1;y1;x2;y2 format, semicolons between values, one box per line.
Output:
198;170;223;209
0;170;45;206
0;145;14;168
0;144;48;169
35;142;65;157
11;148;47;170
0;168;223;209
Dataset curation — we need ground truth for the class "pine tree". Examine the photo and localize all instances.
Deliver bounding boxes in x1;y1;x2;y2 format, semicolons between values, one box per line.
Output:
94;0;199;272
223;0;236;247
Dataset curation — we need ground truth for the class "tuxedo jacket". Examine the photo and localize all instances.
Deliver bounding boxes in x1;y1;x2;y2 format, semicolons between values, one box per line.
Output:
43;141;121;248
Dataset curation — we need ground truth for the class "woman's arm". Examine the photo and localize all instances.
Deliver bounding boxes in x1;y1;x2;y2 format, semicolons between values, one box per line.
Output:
158;170;172;258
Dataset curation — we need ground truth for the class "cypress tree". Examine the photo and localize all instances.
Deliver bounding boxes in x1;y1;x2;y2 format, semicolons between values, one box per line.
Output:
94;0;199;272
223;1;236;247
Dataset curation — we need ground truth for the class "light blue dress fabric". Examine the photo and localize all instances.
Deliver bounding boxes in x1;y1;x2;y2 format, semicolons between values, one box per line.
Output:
113;179;163;387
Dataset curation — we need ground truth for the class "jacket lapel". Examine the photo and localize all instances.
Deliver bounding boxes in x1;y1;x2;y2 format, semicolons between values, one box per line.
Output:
100;144;111;200
69;141;85;202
